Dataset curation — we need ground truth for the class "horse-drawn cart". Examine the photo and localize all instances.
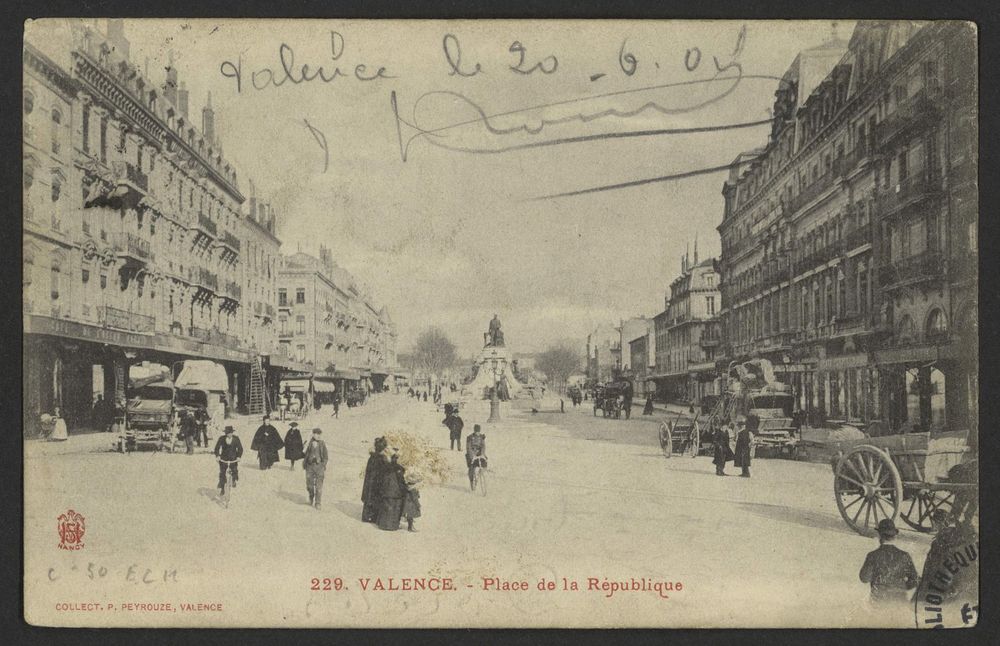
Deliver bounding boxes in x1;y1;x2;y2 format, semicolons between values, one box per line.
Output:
658;416;702;457
832;430;977;536
592;383;626;418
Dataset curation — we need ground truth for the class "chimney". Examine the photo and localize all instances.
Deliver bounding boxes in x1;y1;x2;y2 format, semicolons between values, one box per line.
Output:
202;91;215;144
164;52;178;105
693;234;699;265
178;81;189;119
107;19;130;62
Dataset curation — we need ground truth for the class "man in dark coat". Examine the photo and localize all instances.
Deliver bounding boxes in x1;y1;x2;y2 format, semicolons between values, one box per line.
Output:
465;424;487;491
303;428;329;509
284;421;305;470
733;417;753;478
443;409;465;451
361;437;388;523
859;518;919;604
251;414;284;470
179;410;198;455
643;393;654;416
213;426;243;496
712;423;734;476
331;392;341;418
376;451;406;531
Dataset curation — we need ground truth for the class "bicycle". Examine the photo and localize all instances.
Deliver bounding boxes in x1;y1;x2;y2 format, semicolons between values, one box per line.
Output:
471;455;488;496
218;458;239;508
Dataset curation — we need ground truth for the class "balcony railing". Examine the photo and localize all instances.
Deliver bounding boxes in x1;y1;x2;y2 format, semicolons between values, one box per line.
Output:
842;223;873;252
874;87;942;149
224;281;242;300
878;251;944;289
114;232;153;263
221;230;241;252
876;171;942;217
112;161;148;192
195;267;219;292
788;169;835;214
793;240;842;274
196;212;218;237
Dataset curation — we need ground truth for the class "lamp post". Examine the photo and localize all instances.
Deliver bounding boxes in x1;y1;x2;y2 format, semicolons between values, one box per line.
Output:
487;359;502;423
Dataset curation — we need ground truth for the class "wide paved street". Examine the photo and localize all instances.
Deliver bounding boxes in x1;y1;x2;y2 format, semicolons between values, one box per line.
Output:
25;393;933;628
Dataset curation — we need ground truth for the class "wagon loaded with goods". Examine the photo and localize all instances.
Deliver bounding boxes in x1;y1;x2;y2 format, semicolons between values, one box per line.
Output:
831;429;977;536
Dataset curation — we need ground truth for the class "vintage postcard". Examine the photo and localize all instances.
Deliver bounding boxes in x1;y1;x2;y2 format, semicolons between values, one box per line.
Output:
22;18;978;628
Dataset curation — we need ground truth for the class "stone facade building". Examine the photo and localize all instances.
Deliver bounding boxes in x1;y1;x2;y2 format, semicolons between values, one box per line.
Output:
717;21;977;434
651;252;722;404
23;21;285;433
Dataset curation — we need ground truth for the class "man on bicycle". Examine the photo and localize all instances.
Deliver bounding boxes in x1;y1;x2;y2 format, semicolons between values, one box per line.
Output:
464;424;487;491
213;425;243;496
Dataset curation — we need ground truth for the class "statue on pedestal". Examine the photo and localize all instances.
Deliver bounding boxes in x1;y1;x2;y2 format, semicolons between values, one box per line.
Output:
484;314;505;348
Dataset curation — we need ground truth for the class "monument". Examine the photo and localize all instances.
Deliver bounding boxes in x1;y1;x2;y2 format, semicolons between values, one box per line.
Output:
466;314;525;403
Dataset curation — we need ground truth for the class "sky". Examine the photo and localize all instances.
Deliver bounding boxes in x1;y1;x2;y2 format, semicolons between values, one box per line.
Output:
27;19;854;357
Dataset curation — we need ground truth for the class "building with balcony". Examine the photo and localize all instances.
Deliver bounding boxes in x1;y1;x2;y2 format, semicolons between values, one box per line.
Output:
23;20;285;434
650;250;722;404
276;247;397;404
716;21;977;435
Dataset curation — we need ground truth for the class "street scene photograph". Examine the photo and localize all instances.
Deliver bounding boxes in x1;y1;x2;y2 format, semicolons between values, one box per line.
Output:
22;18;978;628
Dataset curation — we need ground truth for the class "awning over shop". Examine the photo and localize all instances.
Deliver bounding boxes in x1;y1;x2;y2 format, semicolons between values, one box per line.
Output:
313;378;337;393
279;378;311;392
336;369;361;380
875;344;942;366
816;353;871;371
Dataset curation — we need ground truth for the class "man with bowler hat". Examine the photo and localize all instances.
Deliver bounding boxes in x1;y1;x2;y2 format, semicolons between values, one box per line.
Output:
859;518;918;604
303;427;329;510
213;425;243;496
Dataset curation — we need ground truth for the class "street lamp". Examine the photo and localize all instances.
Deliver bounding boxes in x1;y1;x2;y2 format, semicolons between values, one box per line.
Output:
487;358;503;423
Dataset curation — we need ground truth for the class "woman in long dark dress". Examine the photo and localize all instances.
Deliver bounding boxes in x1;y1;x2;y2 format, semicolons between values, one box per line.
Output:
733;418;752;478
361;437;388;522
376;452;406;531
283;422;305;470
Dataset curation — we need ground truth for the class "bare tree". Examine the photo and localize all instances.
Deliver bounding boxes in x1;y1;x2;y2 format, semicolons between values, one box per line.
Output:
412;327;458;380
536;343;581;393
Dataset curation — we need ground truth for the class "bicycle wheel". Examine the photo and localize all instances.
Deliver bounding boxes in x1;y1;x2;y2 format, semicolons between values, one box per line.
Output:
476;468;487;496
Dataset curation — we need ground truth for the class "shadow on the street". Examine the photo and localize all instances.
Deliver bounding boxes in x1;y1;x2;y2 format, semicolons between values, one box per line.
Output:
276;489;311;506
332;500;364;522
197;487;227;508
736;500;854;535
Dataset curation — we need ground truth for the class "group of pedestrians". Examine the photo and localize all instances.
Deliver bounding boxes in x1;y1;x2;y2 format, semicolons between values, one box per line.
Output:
361;437;422;532
711;416;754;478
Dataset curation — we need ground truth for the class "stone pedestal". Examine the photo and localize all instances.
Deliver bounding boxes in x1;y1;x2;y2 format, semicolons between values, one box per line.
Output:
466;345;525;400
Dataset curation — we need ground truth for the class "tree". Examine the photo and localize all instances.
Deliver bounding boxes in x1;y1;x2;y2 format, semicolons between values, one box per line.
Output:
536;343;581;393
412;327;458;379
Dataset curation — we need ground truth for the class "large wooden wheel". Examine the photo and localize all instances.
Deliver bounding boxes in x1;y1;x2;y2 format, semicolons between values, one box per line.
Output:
659;422;672;458
834;445;903;536
900;489;955;533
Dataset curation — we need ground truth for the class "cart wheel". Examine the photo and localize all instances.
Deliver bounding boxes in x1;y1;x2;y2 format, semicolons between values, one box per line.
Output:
900;489;956;533
834;445;903;537
659;422;672;459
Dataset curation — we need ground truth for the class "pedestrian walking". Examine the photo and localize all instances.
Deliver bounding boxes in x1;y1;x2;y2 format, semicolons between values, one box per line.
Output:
284;421;305;470
643;393;654;416
331;392;341;418
180;410;198;455
443;408;465;451
712;422;734;476
213;426;243;496
402;470;422;533
734;417;753;478
303;428;329;510
251;414;284;470
465;424;487;491
376;450;406;531
47;407;69;441
361;437;388;523
859;518;919;604
423;391;428;402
